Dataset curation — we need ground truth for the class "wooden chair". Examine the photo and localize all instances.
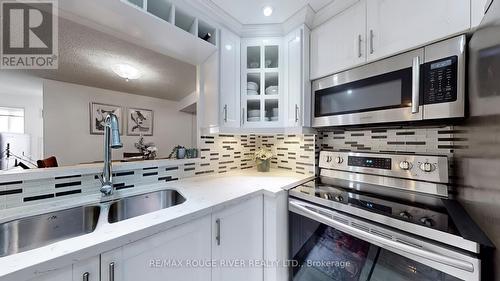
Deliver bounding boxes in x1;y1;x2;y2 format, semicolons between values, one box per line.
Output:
37;156;59;168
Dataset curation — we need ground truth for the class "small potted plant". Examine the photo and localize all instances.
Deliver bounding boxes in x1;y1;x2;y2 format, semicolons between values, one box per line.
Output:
134;137;157;160
254;148;273;172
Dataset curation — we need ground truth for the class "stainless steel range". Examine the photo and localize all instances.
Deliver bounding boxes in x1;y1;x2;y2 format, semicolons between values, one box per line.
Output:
289;151;493;281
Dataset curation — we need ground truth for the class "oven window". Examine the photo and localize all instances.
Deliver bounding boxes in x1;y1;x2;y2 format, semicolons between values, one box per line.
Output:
290;212;463;281
314;68;413;117
369;249;462;281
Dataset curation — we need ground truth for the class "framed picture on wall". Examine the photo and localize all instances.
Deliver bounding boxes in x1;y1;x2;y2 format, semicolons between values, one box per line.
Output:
89;102;123;135
127;108;154;136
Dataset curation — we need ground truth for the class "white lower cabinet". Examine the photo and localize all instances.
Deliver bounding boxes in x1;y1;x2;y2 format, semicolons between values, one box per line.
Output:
73;256;100;281
99;197;265;281
15;196;269;281
101;216;212;281
21;256;99;281
212;195;264;281
24;266;72;281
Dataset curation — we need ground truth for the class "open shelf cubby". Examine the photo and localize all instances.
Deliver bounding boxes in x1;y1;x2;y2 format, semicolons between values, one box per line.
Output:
128;0;144;8
175;7;197;35
124;0;217;47
198;20;216;45
146;0;172;23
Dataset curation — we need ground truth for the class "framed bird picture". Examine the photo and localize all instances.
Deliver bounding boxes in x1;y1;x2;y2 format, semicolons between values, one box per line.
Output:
127;108;154;136
90;102;123;135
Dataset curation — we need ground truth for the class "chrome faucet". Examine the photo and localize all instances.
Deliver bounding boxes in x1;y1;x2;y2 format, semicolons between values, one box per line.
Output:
100;113;123;196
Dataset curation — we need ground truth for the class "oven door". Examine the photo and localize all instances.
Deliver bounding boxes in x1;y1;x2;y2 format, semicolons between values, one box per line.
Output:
312;49;424;127
289;199;480;281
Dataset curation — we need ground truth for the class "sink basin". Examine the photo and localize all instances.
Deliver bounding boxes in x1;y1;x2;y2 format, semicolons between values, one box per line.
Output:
108;190;186;223
0;205;100;257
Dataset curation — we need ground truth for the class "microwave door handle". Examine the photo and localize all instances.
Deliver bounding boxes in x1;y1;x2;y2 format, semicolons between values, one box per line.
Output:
412;56;421;114
289;200;475;273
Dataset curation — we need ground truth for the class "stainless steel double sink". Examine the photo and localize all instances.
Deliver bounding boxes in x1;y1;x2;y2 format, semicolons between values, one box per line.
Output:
0;189;186;257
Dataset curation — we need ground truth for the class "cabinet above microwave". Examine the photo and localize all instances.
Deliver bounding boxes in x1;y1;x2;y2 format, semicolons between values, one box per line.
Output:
312;35;466;128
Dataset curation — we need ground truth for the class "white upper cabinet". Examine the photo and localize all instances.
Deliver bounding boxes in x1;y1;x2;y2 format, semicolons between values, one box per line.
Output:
471;0;489;28
220;28;241;128
241;38;283;128
310;0;367;80
285;25;311;128
198;51;220;132
366;0;470;62
212;195;264;281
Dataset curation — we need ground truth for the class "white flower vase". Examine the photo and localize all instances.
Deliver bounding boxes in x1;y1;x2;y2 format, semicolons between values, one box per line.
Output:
256;159;271;172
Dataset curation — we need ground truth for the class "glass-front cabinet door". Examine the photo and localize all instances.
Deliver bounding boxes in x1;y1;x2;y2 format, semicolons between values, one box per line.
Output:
241;38;282;127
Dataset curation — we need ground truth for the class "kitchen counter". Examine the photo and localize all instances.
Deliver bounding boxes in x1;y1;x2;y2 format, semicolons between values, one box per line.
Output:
0;169;313;281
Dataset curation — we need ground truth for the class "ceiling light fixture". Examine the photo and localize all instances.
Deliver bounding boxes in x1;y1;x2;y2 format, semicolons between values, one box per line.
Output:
112;63;141;81
263;6;273;17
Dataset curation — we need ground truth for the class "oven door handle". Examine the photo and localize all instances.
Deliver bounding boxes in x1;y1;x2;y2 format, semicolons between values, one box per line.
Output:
412;56;421;114
289;200;475;273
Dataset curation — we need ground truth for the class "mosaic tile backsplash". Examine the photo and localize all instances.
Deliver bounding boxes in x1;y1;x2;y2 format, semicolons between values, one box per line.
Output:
0;134;316;210
319;126;464;157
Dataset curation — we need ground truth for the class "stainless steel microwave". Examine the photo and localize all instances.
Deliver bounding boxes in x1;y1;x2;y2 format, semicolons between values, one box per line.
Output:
312;35;466;127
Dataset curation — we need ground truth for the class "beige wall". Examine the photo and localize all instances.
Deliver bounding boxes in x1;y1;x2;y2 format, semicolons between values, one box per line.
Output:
43;80;195;166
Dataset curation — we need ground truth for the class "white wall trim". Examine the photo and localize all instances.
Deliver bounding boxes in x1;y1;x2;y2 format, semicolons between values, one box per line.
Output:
312;0;359;28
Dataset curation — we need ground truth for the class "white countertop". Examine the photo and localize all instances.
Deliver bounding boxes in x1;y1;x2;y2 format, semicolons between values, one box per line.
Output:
0;169;313;281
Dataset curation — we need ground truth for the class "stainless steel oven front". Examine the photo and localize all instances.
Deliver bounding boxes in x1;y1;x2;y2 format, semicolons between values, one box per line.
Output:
289;198;481;281
312;35;466;127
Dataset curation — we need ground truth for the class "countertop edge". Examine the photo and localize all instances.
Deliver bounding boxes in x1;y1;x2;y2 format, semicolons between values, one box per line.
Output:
0;158;201;182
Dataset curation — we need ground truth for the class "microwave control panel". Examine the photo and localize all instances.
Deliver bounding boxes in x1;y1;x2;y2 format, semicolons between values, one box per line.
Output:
423;56;458;105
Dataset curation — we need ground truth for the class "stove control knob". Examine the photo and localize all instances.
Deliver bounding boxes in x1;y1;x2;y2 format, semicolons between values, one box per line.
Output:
334;195;344;202
399;211;412;220
326;156;333;163
334;156;344;164
323;193;332;200
419;217;434;227
399;161;412;171
419;162;435;173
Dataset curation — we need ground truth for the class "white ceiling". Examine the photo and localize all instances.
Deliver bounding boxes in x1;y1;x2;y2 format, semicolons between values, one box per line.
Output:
210;0;335;24
21;18;196;101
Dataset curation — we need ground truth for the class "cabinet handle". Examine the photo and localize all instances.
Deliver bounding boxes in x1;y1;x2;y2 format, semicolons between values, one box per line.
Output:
369;30;374;54
223;104;228;122
109;262;115;281
83;272;89;281
295;104;299;123
215;218;221;245
241;108;245;125
412;56;421;114
358;34;362;58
